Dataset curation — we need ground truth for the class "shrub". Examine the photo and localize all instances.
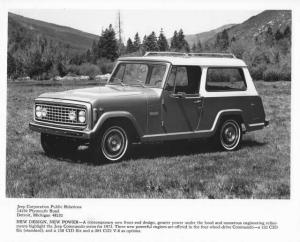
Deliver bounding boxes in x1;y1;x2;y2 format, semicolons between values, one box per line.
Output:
263;68;282;82
249;65;266;80
96;58;115;74
65;64;80;75
279;59;291;81
78;63;101;78
230;41;246;59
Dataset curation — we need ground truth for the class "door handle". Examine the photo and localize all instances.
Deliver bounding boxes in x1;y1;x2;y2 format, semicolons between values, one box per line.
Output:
193;99;202;104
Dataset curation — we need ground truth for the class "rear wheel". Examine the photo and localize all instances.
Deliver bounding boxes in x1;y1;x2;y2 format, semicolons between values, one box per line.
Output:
217;119;242;151
89;123;130;164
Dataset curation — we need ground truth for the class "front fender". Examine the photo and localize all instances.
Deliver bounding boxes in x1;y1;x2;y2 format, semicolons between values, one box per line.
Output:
92;111;144;137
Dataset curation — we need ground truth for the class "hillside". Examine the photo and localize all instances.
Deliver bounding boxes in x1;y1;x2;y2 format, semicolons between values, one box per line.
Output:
205;10;291;45
8;12;98;52
7;12;103;80
184;24;236;47
203;10;291;81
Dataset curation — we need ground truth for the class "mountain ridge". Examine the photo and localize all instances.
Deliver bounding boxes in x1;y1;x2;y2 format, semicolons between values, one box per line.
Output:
184;24;236;46
8;12;99;52
204;10;291;46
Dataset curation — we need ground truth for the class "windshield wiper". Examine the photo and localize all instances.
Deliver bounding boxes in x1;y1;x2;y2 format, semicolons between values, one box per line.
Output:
128;83;145;88
127;79;145;88
108;77;126;86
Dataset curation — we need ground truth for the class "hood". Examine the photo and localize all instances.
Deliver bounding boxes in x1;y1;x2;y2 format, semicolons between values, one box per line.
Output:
38;85;146;104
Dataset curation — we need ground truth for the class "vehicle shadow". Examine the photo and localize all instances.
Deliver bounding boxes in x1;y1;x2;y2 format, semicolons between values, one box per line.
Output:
129;139;267;160
129;140;216;160
242;139;267;148
46;138;267;166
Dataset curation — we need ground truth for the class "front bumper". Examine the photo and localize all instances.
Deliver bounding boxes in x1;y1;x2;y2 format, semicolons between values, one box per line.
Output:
29;121;94;140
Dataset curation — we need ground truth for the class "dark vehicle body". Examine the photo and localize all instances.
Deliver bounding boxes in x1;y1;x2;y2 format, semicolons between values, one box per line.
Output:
30;52;269;163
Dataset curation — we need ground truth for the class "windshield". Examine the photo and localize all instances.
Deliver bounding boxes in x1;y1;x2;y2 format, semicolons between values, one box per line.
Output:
109;63;167;88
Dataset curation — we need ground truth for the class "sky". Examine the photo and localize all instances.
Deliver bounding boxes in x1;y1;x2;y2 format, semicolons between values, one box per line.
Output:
10;9;262;40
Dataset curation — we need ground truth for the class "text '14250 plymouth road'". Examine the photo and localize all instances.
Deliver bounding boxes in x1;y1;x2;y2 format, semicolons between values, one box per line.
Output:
29;52;269;163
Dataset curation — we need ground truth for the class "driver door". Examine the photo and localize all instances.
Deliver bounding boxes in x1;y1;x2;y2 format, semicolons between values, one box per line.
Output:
161;66;203;133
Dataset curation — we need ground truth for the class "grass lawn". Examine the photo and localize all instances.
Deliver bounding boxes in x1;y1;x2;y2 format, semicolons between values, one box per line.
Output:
6;81;290;198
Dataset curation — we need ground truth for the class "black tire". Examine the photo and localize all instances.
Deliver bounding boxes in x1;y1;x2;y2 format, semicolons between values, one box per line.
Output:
89;122;130;164
41;133;78;156
217;119;242;151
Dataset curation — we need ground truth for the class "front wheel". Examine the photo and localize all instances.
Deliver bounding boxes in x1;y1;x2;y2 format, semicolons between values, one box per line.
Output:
218;119;242;151
89;124;130;164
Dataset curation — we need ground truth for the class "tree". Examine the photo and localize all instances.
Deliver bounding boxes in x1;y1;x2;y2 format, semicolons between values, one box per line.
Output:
274;51;280;64
91;40;98;63
157;28;169;51
126;38;135;53
70;53;85;65
57;61;67;76
7;52;16;79
196;40;202;52
170;31;179;50
230;41;246;59
191;43;197;52
265;26;274;47
133;32;141;52
275;29;284;41
143;31;159;51
177;29;190;52
191;40;202;53
215;29;229;51
283;26;291;41
97;24;119;61
86;49;92;63
141;35;147;54
170;29;189;52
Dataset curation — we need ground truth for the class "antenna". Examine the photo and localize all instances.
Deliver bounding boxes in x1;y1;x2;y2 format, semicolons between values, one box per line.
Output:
117;10;122;43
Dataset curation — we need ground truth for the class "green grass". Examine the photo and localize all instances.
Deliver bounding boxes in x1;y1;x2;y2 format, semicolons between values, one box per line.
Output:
6;81;290;198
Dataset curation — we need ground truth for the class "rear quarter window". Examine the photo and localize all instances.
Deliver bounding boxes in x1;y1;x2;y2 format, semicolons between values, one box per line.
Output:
206;67;247;92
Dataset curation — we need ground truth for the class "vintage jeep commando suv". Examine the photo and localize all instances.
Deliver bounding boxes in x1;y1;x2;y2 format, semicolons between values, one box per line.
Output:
29;52;269;163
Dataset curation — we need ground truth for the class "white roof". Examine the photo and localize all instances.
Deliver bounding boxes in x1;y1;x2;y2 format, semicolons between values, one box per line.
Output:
118;56;247;67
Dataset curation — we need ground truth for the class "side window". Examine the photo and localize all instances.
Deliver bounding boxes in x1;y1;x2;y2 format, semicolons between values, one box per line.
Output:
165;66;202;94
206;68;247;92
148;64;167;87
165;67;176;91
174;67;189;93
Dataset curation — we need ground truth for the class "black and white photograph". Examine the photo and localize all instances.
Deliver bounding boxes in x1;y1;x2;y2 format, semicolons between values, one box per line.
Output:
6;8;291;199
1;0;299;241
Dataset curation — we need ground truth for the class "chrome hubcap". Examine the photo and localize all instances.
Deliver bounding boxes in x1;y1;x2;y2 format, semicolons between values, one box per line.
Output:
101;127;128;161
224;127;236;143
107;135;122;152
220;120;240;150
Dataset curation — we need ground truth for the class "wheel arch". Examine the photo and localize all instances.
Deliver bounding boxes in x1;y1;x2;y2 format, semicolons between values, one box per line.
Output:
213;110;246;135
92;111;143;142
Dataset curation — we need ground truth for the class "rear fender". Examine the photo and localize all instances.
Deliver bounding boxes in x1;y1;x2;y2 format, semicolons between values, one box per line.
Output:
212;110;246;135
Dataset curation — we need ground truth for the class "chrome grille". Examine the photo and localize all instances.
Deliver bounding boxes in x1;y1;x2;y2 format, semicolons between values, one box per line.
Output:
35;103;86;126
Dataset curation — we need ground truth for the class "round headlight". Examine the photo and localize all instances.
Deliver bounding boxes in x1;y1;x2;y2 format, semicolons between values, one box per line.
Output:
68;111;76;121
41;108;47;117
36;106;42;118
78;110;86;123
